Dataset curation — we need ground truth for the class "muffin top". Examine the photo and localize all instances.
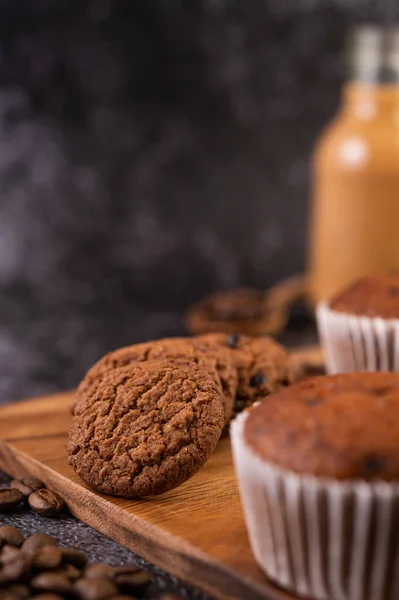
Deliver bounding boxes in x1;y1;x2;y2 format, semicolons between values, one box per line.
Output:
330;272;399;319
244;372;399;481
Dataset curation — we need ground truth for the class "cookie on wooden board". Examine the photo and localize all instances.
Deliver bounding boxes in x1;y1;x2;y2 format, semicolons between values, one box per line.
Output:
80;337;237;425
68;361;224;498
197;333;295;416
184;288;287;336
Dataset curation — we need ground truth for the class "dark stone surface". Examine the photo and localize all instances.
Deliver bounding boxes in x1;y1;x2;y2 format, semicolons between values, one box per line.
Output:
0;0;392;597
0;473;209;600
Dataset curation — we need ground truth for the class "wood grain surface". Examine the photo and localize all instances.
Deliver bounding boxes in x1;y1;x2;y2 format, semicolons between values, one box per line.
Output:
0;390;305;600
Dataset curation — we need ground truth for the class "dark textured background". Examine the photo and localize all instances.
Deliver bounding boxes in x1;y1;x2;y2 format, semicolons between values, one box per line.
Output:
0;1;394;597
0;0;393;401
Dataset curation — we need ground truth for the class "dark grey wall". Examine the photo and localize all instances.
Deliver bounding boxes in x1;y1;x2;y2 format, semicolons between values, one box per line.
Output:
0;0;390;399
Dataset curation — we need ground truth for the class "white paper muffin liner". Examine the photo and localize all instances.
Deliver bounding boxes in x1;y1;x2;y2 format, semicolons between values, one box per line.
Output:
231;411;399;600
316;302;399;375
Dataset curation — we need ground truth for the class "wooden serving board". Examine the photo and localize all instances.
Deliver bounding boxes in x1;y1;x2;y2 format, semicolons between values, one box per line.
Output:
0;346;322;600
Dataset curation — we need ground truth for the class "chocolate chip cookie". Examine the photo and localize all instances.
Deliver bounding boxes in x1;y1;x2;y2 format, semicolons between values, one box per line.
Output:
80;337;237;425
69;361;224;498
184;288;287;336
197;333;294;416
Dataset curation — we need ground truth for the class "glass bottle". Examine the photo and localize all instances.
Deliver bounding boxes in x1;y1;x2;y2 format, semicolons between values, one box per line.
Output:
308;25;399;304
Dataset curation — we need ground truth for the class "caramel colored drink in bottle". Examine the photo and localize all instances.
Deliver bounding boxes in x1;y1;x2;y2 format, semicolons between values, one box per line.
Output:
308;26;399;304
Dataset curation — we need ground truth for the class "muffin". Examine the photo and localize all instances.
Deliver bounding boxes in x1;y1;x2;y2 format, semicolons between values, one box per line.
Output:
317;272;399;374
231;372;399;600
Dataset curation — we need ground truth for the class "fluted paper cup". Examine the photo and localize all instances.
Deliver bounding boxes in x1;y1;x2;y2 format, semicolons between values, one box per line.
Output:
231;411;399;600
316;302;399;375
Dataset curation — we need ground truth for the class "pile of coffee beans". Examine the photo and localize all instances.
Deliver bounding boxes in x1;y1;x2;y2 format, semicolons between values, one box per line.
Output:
0;525;182;599
0;478;65;518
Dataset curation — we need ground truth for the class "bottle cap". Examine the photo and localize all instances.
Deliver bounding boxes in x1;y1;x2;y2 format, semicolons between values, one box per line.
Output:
348;25;399;83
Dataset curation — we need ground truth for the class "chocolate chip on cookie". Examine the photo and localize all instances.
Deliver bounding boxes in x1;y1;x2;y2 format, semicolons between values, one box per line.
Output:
69;361;224;498
80;337;237;426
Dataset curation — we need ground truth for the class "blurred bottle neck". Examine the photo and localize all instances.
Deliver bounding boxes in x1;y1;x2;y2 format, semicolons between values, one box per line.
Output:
340;26;399;119
347;25;399;85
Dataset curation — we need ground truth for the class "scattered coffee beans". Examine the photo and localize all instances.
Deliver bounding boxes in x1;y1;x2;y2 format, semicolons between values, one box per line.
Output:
85;564;115;579
62;563;81;581
0;489;23;512
28;489;65;517
74;576;118;599
0;525;185;600
4;583;30;599
11;477;44;497
21;533;57;555
3;477;67;520
60;547;88;568
31;572;75;595
0;554;30;583
115;570;152;591
1;545;21;564
32;546;62;570
0;527;24;548
32;595;64;600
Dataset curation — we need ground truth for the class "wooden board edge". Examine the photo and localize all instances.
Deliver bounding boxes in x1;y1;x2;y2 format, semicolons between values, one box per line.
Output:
0;439;291;600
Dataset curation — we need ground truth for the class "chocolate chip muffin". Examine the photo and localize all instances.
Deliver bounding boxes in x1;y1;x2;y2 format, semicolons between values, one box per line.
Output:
197;333;295;416
329;271;399;318
69;361;224;498
317;272;399;374
231;372;399;600
244;372;399;479
80;337;237;425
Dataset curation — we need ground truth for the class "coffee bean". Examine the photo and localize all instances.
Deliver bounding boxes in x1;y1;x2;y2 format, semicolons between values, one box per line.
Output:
1;544;22;564
0;591;18;600
30;595;65;600
21;534;58;556
28;490;65;517
249;372;266;388
60;548;88;568
226;334;240;349
32;546;62;570
62;563;82;581
114;570;151;591
0;554;30;583
74;577;118;600
111;566;142;577
31;572;74;595
0;527;24;548
84;564;114;579
4;584;30;600
11;477;44;497
158;595;185;600
0;489;24;512
0;590;23;600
